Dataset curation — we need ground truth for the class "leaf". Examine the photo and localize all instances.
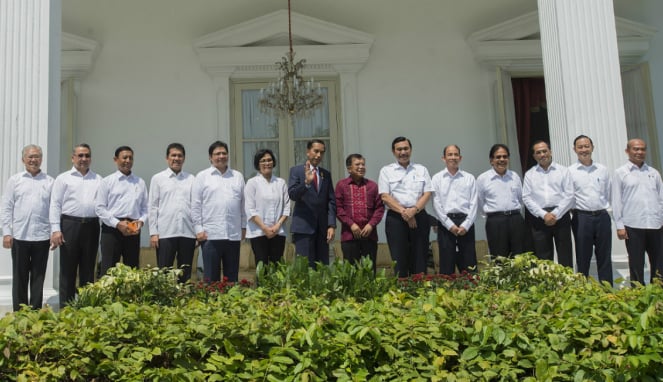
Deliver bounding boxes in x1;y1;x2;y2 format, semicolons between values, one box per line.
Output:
272;355;294;364
461;347;479;361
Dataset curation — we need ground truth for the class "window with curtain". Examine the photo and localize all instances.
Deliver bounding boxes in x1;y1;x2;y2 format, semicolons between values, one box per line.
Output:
232;80;340;181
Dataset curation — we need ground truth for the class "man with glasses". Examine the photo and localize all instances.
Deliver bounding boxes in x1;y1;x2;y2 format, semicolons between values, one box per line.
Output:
49;144;102;306
2;145;54;311
476;144;526;258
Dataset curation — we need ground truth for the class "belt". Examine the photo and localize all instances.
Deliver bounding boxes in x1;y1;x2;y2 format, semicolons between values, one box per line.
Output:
62;214;98;224
446;212;467;219
543;206;557;212
116;217;133;221
573;209;606;216
486;209;521;217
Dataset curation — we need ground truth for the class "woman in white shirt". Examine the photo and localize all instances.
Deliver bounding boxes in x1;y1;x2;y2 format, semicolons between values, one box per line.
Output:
244;149;290;266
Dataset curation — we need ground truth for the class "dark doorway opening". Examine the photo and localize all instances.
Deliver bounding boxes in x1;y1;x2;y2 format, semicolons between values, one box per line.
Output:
512;77;550;173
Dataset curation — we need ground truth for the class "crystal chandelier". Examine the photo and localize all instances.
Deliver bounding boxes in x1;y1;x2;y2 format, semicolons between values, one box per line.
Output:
259;0;323;117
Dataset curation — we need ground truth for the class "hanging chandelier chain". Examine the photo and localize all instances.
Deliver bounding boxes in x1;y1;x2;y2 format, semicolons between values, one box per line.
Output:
258;0;323;117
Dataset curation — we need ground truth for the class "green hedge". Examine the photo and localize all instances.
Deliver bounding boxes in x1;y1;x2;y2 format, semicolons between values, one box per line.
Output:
1;256;662;381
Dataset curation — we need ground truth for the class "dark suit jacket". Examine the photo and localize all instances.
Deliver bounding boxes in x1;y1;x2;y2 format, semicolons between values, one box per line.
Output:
288;164;337;235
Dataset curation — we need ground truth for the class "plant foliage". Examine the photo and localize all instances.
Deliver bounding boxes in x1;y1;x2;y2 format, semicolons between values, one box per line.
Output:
1;254;662;381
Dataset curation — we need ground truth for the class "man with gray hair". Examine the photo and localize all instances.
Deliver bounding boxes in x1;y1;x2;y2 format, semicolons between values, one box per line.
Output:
1;145;54;311
49;143;102;306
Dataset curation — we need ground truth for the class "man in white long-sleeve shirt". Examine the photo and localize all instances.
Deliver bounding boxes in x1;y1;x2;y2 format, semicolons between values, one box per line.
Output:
522;141;574;267
191;141;246;282
612;138;663;285
148;143;196;282
1;145;53;311
95;146;148;276
432;145;478;274
568;135;613;285
49;143;102;306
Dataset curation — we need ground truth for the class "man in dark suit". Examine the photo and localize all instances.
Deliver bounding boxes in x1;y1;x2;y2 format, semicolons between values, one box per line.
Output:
288;139;336;267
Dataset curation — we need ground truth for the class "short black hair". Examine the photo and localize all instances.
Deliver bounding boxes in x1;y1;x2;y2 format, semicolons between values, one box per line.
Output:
531;140;550;154
306;139;326;150
391;136;412;151
345;153;364;167
573;135;593;147
208;141;229;157
253;149;277;171
166;143;186;157
489;144;510;159
114;146;133;158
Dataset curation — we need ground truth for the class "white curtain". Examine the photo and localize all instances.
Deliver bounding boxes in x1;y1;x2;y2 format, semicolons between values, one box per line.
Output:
495;68;524;176
621;63;660;169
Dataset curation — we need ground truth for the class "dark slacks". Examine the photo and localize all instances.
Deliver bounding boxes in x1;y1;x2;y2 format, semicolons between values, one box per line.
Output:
624;226;663;285
157;236;196;282
571;210;613;285
99;223;140;276
59;216;100;306
437;214;476;275
385;210;430;277
485;211;525;258
250;235;286;266
341;239;378;273
526;210;573;267
201;239;240;282
11;239;50;311
293;232;330;268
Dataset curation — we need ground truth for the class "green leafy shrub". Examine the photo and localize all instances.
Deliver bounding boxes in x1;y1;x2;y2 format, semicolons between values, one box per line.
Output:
256;256;396;301
1;255;663;381
69;264;189;308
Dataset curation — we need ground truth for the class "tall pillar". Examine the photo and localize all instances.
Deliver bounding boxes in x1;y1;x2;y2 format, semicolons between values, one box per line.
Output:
537;0;628;168
537;0;631;281
0;0;61;311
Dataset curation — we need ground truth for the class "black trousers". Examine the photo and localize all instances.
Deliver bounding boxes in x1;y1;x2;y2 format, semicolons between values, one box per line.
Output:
250;235;286;266
526;210;573;267
485;212;525;258
11;239;50;311
341;239;378;273
437;214;476;275
201;239;240;282
99;223;140;276
59;216;100;306
157;236;196;282
571;210;613;285
624;226;663;285
385;210;430;277
293;231;330;268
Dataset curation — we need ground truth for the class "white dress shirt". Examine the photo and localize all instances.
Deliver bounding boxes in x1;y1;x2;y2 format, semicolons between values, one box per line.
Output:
431;168;477;230
1;171;54;241
522;162;574;219
148;168;195;239
612;161;663;230
94;170;148;228
244;174;290;239
568;161;611;211
49;167;102;232
476;168;523;214
378;162;433;209
191;166;246;240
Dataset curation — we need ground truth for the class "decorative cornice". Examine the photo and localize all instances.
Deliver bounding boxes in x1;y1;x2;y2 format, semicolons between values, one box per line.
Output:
61;32;99;80
468;12;657;70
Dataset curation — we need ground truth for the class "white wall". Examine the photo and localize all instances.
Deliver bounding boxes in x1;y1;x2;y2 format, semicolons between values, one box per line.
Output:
62;0;662;244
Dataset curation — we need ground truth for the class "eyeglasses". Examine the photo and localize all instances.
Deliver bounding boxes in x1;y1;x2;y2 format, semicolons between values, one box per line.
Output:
76;154;91;158
259;158;274;164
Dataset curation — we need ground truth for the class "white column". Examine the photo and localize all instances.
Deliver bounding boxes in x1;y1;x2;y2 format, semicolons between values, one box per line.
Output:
537;0;628;168
537;0;630;282
0;0;61;310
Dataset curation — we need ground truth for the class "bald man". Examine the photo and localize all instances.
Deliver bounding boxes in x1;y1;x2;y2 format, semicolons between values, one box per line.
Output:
612;138;663;285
